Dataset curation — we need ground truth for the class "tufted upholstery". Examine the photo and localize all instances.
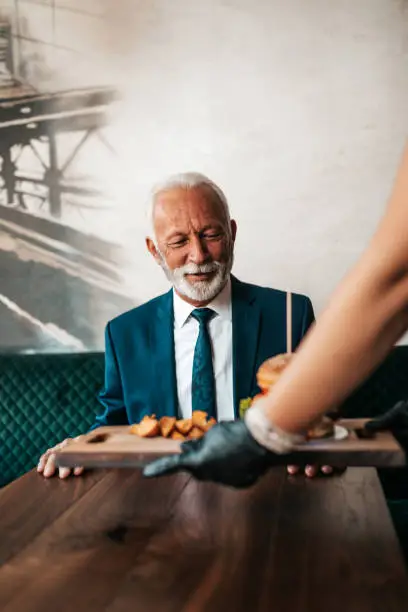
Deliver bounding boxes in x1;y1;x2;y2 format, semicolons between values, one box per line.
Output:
341;346;408;421
0;352;104;488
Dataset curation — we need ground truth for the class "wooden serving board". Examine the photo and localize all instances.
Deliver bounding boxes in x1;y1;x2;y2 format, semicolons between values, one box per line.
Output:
284;418;406;468
54;427;180;469
54;419;406;469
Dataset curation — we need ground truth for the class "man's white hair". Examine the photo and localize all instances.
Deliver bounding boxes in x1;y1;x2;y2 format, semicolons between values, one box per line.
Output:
146;171;231;241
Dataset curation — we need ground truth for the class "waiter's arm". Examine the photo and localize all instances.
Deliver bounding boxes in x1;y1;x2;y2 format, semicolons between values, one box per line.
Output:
263;144;408;434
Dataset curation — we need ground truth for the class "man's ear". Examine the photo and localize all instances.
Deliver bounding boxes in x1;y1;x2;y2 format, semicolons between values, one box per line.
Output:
230;219;237;243
146;237;162;265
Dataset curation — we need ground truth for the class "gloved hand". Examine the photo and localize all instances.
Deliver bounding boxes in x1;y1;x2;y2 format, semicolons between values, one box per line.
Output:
364;400;408;452
143;419;278;488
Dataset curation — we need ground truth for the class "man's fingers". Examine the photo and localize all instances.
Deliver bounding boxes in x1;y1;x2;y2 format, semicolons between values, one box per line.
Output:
37;452;48;473
58;466;72;479
304;464;319;478
43;453;58;478
321;465;334;475
286;464;319;477
143;453;187;478
38;439;74;478
40;456;83;479
287;464;335;477
305;465;334;477
286;465;300;475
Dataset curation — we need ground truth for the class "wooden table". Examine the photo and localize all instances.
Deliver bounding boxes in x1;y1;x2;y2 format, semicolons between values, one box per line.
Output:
0;467;407;612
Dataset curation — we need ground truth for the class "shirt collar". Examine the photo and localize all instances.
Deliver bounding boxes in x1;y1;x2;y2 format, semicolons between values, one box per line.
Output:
173;277;232;329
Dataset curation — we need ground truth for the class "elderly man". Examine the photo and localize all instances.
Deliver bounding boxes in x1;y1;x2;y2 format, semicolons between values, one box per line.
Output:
38;172;321;478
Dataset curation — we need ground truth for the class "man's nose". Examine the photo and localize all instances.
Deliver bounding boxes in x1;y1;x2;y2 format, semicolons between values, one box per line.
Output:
188;236;209;264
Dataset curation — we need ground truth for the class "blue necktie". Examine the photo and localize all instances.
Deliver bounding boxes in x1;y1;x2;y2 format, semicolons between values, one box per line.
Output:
191;308;217;419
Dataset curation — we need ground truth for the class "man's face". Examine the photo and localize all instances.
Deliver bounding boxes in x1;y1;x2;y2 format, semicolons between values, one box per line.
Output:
146;186;237;306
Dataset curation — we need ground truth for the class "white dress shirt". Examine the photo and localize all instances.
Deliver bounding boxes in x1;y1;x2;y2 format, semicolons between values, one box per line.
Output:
173;279;234;421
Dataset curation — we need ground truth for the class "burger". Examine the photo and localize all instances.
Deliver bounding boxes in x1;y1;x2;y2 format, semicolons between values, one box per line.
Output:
240;352;335;440
256;353;294;392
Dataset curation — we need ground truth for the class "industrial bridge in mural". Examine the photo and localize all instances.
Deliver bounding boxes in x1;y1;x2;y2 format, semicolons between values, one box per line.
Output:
0;79;134;352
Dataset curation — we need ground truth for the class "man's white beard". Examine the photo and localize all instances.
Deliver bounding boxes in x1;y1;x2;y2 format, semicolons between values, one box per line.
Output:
160;258;233;302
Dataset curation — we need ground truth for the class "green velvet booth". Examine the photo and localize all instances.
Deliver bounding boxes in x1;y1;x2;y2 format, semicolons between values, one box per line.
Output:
0;352;104;488
0;347;407;561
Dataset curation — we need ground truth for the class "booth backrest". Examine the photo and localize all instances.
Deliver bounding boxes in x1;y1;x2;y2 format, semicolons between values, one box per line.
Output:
0;352;104;487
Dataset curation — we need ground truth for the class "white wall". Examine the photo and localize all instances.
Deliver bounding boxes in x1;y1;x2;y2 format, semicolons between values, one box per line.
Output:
108;1;408;319
3;0;408;340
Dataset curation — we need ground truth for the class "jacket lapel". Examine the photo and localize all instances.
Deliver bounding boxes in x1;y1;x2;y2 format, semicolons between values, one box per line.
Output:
231;277;261;418
150;290;178;418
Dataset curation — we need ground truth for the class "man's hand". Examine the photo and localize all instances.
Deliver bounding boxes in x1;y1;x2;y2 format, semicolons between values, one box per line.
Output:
143;420;278;488
286;464;334;477
37;438;84;479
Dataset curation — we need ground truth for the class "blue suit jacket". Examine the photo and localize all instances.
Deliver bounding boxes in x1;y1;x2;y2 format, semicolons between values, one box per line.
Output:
92;277;315;428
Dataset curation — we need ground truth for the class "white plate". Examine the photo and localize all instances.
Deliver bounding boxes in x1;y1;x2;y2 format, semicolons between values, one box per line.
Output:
333;424;349;441
297;424;349;447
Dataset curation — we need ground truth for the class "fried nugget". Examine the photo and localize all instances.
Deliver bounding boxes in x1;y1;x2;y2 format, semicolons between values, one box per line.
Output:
175;418;193;435
188;426;205;439
130;416;160;437
170;430;186;441
160;416;176;438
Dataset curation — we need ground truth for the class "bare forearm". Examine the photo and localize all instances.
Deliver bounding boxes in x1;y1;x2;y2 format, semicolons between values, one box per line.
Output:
264;272;408;433
263;145;408;434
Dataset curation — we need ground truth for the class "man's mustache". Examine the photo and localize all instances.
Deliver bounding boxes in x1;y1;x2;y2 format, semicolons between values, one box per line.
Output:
177;262;222;276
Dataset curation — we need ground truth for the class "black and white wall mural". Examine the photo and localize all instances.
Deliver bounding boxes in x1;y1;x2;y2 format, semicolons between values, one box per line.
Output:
1;1;407;352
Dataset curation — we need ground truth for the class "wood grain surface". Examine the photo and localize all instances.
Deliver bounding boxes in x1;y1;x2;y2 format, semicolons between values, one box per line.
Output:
0;467;407;611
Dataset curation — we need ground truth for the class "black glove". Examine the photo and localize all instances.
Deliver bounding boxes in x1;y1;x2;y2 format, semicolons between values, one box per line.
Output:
143;420;278;488
364;400;408;452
